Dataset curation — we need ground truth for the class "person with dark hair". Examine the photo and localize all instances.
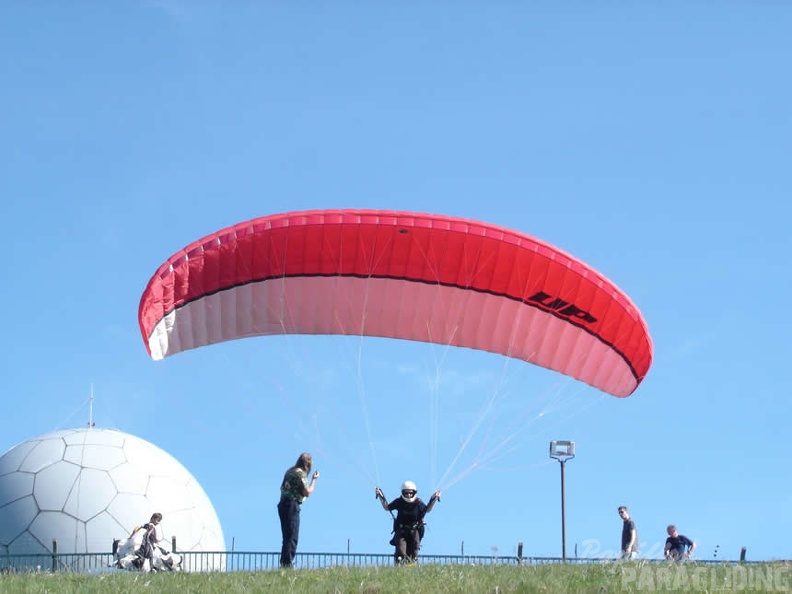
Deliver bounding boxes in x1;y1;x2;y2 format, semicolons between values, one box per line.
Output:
115;511;181;572
277;452;319;568
618;506;638;559
146;513;164;546
132;512;164;567
664;525;696;560
375;481;441;565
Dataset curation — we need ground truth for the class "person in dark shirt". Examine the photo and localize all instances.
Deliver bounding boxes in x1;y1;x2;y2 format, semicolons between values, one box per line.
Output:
618;506;638;559
664;524;696;560
375;481;441;564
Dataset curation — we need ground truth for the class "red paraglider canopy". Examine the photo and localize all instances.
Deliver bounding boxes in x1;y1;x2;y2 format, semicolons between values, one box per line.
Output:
138;209;652;397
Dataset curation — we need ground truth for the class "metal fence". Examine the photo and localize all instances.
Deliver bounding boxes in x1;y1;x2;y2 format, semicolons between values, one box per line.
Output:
0;550;771;574
0;551;115;574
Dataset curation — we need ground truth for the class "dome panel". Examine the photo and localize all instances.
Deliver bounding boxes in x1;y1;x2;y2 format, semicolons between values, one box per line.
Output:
19;439;66;473
0;495;39;544
85;510;129;551
0;472;35;508
65;443;125;470
63;468;117;519
64;429;124;448
29;511;83;552
7;530;50;556
108;459;149;493
33;461;81;511
0;440;38;476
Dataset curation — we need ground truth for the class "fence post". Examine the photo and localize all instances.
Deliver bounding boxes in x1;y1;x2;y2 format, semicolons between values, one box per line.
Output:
51;539;58;572
517;542;523;565
740;547;747;562
172;536;177;553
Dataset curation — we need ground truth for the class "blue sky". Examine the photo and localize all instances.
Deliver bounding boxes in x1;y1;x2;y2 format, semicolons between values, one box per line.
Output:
2;2;790;562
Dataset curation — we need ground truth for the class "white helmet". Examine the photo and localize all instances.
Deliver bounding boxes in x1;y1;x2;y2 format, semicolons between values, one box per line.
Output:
401;481;418;503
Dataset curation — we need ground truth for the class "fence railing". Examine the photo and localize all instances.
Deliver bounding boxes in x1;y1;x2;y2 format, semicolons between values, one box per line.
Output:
0;550;771;574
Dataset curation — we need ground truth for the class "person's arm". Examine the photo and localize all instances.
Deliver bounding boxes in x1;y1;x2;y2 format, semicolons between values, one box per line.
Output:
664;539;672;559
684;537;696;558
426;491;442;513
375;487;390;511
302;471;320;497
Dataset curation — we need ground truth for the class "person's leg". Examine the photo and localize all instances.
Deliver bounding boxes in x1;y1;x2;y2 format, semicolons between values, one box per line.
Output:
277;500;295;568
289;502;301;565
277;500;288;567
280;501;301;567
395;535;408;565
409;530;421;562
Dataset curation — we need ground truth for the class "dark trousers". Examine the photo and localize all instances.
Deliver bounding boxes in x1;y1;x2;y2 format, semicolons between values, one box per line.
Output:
277;498;301;567
393;529;421;564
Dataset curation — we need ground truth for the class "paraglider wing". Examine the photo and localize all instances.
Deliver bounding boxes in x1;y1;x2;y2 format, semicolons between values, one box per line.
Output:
138;210;652;397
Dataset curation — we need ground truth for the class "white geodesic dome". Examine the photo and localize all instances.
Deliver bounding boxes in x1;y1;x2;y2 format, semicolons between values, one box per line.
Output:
0;428;225;565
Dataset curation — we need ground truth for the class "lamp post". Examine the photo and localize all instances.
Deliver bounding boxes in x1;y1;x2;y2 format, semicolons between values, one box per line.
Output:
549;440;575;561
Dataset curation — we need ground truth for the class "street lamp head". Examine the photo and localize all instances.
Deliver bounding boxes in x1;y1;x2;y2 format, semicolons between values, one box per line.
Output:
550;440;576;461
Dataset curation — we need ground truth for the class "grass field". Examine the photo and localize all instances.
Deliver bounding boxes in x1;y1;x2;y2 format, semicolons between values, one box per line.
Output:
1;562;790;594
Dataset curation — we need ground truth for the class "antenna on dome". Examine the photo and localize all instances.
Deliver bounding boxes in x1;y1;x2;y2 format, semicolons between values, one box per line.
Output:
87;384;96;428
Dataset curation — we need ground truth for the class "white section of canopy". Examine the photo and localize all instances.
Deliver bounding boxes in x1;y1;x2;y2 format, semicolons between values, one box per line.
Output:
147;277;636;397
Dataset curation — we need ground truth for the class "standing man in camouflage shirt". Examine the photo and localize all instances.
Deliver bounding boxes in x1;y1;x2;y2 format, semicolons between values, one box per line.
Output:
277;452;319;568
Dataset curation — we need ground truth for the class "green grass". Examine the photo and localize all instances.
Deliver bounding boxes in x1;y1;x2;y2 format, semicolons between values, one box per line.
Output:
1;562;790;593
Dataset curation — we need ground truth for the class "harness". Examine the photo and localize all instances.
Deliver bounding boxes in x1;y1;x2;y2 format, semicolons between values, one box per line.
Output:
390;502;427;540
394;518;426;539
